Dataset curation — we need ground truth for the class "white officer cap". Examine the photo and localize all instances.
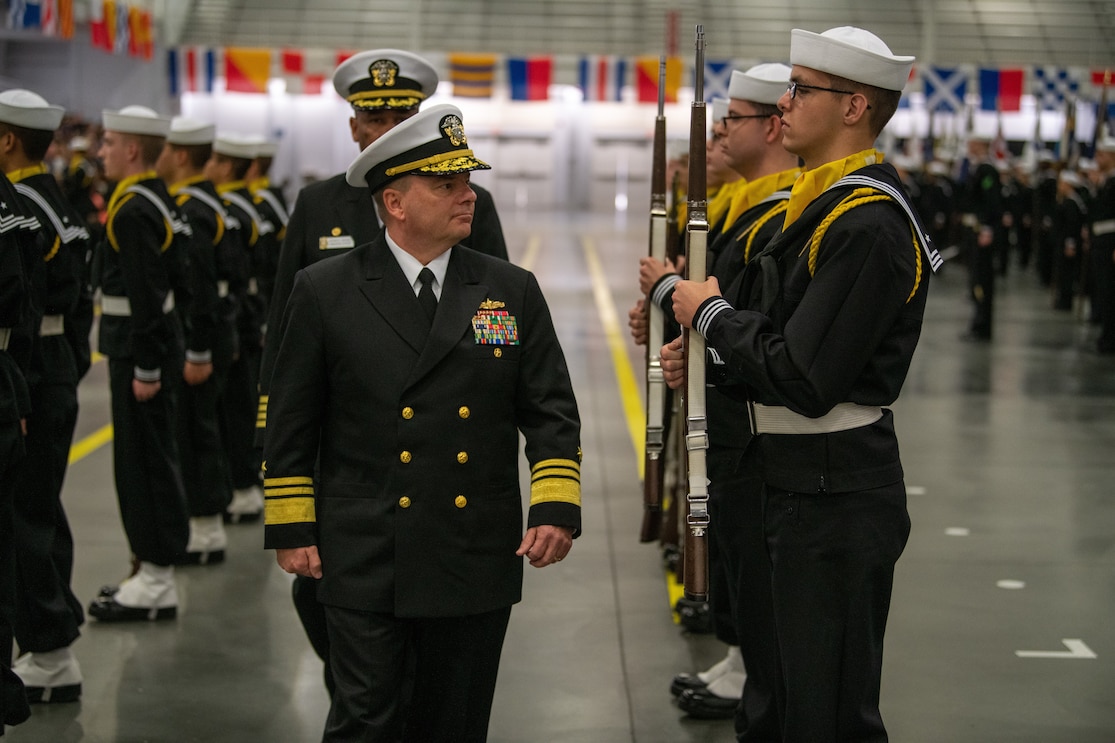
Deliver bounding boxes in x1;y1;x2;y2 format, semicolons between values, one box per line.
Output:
103;105;170;137
790;26;914;92
728;63;791;105
213;133;260;160
332;49;439;111
346;103;490;192
70;135;90;150
1060;170;1082;187
0;88;65;131
167;117;215;146
710;97;729;123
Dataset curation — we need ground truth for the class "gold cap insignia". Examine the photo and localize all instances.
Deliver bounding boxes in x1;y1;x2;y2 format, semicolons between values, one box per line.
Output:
370;59;399;88
440;114;467;147
478;298;505;310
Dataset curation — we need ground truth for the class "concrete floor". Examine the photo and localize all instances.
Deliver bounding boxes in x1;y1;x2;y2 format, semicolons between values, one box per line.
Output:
5;210;1115;742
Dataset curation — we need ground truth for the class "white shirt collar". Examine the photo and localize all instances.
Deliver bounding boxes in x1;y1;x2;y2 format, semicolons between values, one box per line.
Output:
384;229;451;299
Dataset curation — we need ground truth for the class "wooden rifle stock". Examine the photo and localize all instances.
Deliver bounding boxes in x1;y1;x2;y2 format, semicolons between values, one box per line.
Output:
641;56;669;543
682;24;710;603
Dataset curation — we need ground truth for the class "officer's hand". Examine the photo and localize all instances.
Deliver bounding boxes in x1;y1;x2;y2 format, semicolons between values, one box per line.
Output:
276;546;323;579
661;338;686;390
638;256;679;296
517;525;573;568
671;277;722;329
132;379;161;402
184;361;213;386
628;298;648;346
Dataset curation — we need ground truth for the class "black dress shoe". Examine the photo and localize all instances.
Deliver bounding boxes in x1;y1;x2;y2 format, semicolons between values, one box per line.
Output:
678;687;740;720
670;672;708;697
88;596;176;622
97;584;119;599
176;549;226;566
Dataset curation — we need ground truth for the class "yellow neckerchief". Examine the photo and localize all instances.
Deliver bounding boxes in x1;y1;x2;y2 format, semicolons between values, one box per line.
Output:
216;179;247;195
783;148;883;230
168;173;207;197
726;167;800;227
107;171;157;215
249;176;270;194
6;163;48;183
709;179;744;228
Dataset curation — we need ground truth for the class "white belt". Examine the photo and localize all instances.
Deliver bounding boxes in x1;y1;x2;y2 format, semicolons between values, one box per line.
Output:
217;280;230;298
748;402;883;435
1093;219;1115;237
0;327;10;351
101;291;176;317
39;314;64;337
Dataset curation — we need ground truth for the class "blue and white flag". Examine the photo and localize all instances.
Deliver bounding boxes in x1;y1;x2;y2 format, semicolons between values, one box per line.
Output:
922;67;968;113
1033;67;1080;110
703;60;733;102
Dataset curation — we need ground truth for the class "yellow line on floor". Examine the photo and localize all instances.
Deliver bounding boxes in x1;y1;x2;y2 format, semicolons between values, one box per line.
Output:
68;423;112;465
519;234;541;272
580;236;645;479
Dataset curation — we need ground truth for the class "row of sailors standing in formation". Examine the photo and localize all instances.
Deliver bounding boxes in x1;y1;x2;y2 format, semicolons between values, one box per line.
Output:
1;46;515;736
887;137;1115;347
0;85;289;717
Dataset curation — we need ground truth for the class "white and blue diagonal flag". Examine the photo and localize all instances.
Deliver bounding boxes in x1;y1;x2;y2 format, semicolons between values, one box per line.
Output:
704;60;733;102
1033;67;1080;110
923;66;968;113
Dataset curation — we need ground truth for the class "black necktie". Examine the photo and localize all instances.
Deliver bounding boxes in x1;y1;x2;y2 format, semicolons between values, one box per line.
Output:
417;267;437;325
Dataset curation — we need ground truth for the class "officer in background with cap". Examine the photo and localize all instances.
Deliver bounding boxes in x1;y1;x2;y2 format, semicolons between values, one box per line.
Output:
665;26;940;741
157;117;236;565
205;134;268;524
264;103;580;742
88;105;192;623
0;89;90;703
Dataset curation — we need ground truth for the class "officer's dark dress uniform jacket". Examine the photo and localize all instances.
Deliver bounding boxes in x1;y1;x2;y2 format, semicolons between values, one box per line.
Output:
256;174;508;446
97;172;190;565
263;235;581;618
6;165;89;654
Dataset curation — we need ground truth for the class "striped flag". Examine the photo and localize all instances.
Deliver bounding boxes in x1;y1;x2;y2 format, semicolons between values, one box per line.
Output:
225;47;272;94
448;53;497;98
168;47;217;96
578;55;626;102
703;60;733;102
89;0;111;50
507;57;552;101
635;56;681;103
978;68;1023;112
7;0;42;30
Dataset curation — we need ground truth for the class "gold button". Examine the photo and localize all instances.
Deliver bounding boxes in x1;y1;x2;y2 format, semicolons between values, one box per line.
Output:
331;227;341;236
493;348;502;358
454;495;467;508
456;451;468;464
400;451;412;464
398;496;411;508
402;406;414;420
458;406;470;419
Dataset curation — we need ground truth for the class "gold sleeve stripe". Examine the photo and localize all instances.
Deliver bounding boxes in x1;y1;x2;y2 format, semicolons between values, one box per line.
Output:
264;475;313;487
265;496;316;526
531;458;580;476
265;486;315;497
530;477;581;507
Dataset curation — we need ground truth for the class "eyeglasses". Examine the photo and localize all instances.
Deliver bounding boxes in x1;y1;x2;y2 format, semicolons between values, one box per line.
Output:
785;81;871;109
722;112;771;123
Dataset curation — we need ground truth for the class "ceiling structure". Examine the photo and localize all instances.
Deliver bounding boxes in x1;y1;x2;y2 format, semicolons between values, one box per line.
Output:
169;0;1115;67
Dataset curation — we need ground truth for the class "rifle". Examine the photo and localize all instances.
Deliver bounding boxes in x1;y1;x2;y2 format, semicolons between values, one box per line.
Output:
682;25;710;603
640;56;669;543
